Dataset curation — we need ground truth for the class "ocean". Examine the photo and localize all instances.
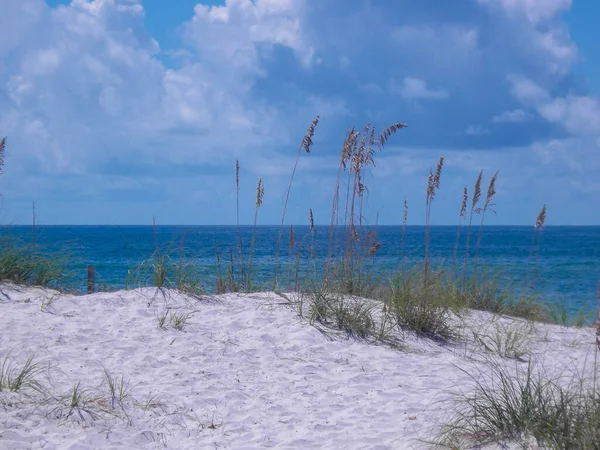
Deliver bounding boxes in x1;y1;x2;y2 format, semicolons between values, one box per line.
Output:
2;225;599;316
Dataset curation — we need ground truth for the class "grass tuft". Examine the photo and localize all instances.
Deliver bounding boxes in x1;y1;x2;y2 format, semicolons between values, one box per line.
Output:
440;360;600;449
0;352;45;392
301;279;376;339
387;268;459;342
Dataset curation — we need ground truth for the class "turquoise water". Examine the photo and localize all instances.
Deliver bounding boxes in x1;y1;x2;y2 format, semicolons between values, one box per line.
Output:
2;225;599;315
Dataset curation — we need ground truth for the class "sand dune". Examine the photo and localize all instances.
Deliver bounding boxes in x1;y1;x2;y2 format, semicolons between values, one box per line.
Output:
0;284;597;449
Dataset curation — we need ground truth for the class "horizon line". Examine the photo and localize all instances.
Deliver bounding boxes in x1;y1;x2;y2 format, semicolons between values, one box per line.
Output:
2;224;599;228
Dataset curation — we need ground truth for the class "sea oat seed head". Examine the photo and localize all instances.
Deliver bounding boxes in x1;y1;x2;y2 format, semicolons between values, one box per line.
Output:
460;186;468;218
0;136;5;174
378;122;407;149
255;178;264;208
535;204;547;229
472;170;483;213
484;170;499;214
340;128;357;168
368;242;381;255
427;169;435;201
433;155;444;190
301;116;320;153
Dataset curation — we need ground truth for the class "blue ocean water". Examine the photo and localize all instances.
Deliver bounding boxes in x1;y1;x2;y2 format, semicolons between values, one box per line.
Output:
2;225;599;315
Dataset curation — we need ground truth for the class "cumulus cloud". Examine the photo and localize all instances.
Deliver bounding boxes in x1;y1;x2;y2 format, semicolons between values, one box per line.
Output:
0;0;321;176
507;75;600;136
465;125;491;136
0;0;598;224
477;0;572;25
492;109;529;123
478;0;577;75
393;77;449;100
185;0;315;70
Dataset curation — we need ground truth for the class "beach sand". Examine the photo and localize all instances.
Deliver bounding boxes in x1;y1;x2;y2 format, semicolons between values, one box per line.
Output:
0;284;597;449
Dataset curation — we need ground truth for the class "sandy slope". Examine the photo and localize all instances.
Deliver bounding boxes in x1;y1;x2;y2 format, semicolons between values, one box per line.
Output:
0;284;597;450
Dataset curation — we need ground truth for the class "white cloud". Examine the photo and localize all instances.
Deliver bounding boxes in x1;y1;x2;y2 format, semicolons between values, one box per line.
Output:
360;82;383;95
538;96;600;136
391;25;480;76
492;109;529;123
507;75;600;137
465;125;491;136
507;74;549;104
185;0;315;70
478;0;576;75
0;0;323;178
393;25;478;50
477;0;572;25
393;77;449;100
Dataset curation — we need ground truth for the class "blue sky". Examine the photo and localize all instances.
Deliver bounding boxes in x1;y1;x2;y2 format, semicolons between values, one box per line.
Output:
1;0;599;225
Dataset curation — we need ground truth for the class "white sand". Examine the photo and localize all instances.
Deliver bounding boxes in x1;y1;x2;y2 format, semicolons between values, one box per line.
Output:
0;284;597;450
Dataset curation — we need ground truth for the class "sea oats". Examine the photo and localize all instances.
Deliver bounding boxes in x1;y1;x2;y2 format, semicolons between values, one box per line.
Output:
378;122;407;149
276;116;319;279
483;170;499;214
535;204;547;229
301;116;320;153
596;281;600;350
0;136;5;174
341;128;359;169
368;242;381;256
433;155;444;191
255;178;264;208
289;225;295;252
472;170;483;214
460;186;468;219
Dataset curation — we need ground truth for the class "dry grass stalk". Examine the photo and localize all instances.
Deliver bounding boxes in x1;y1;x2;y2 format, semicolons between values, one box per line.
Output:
248;178;264;284
308;209;317;259
425;155;444;274
0;136;5;174
453;186;468;264
474;170;499;269
323;121;405;290
594;281;600;397
301;116;319;154
463;170;484;280
472;171;483;212
461;187;468;218
289;225;295;255
235;159;240;225
596;281;600;350
378;123;407;149
326;127;359;277
484;171;498;211
368;242;381;256
275;116;320;283
400;196;408;272
526;204;547;292
535;204;547;229
255;178;264;208
596;281;600;349
234;160;245;287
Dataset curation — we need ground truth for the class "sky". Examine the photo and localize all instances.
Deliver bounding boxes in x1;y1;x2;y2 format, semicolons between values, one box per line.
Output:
0;0;599;226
